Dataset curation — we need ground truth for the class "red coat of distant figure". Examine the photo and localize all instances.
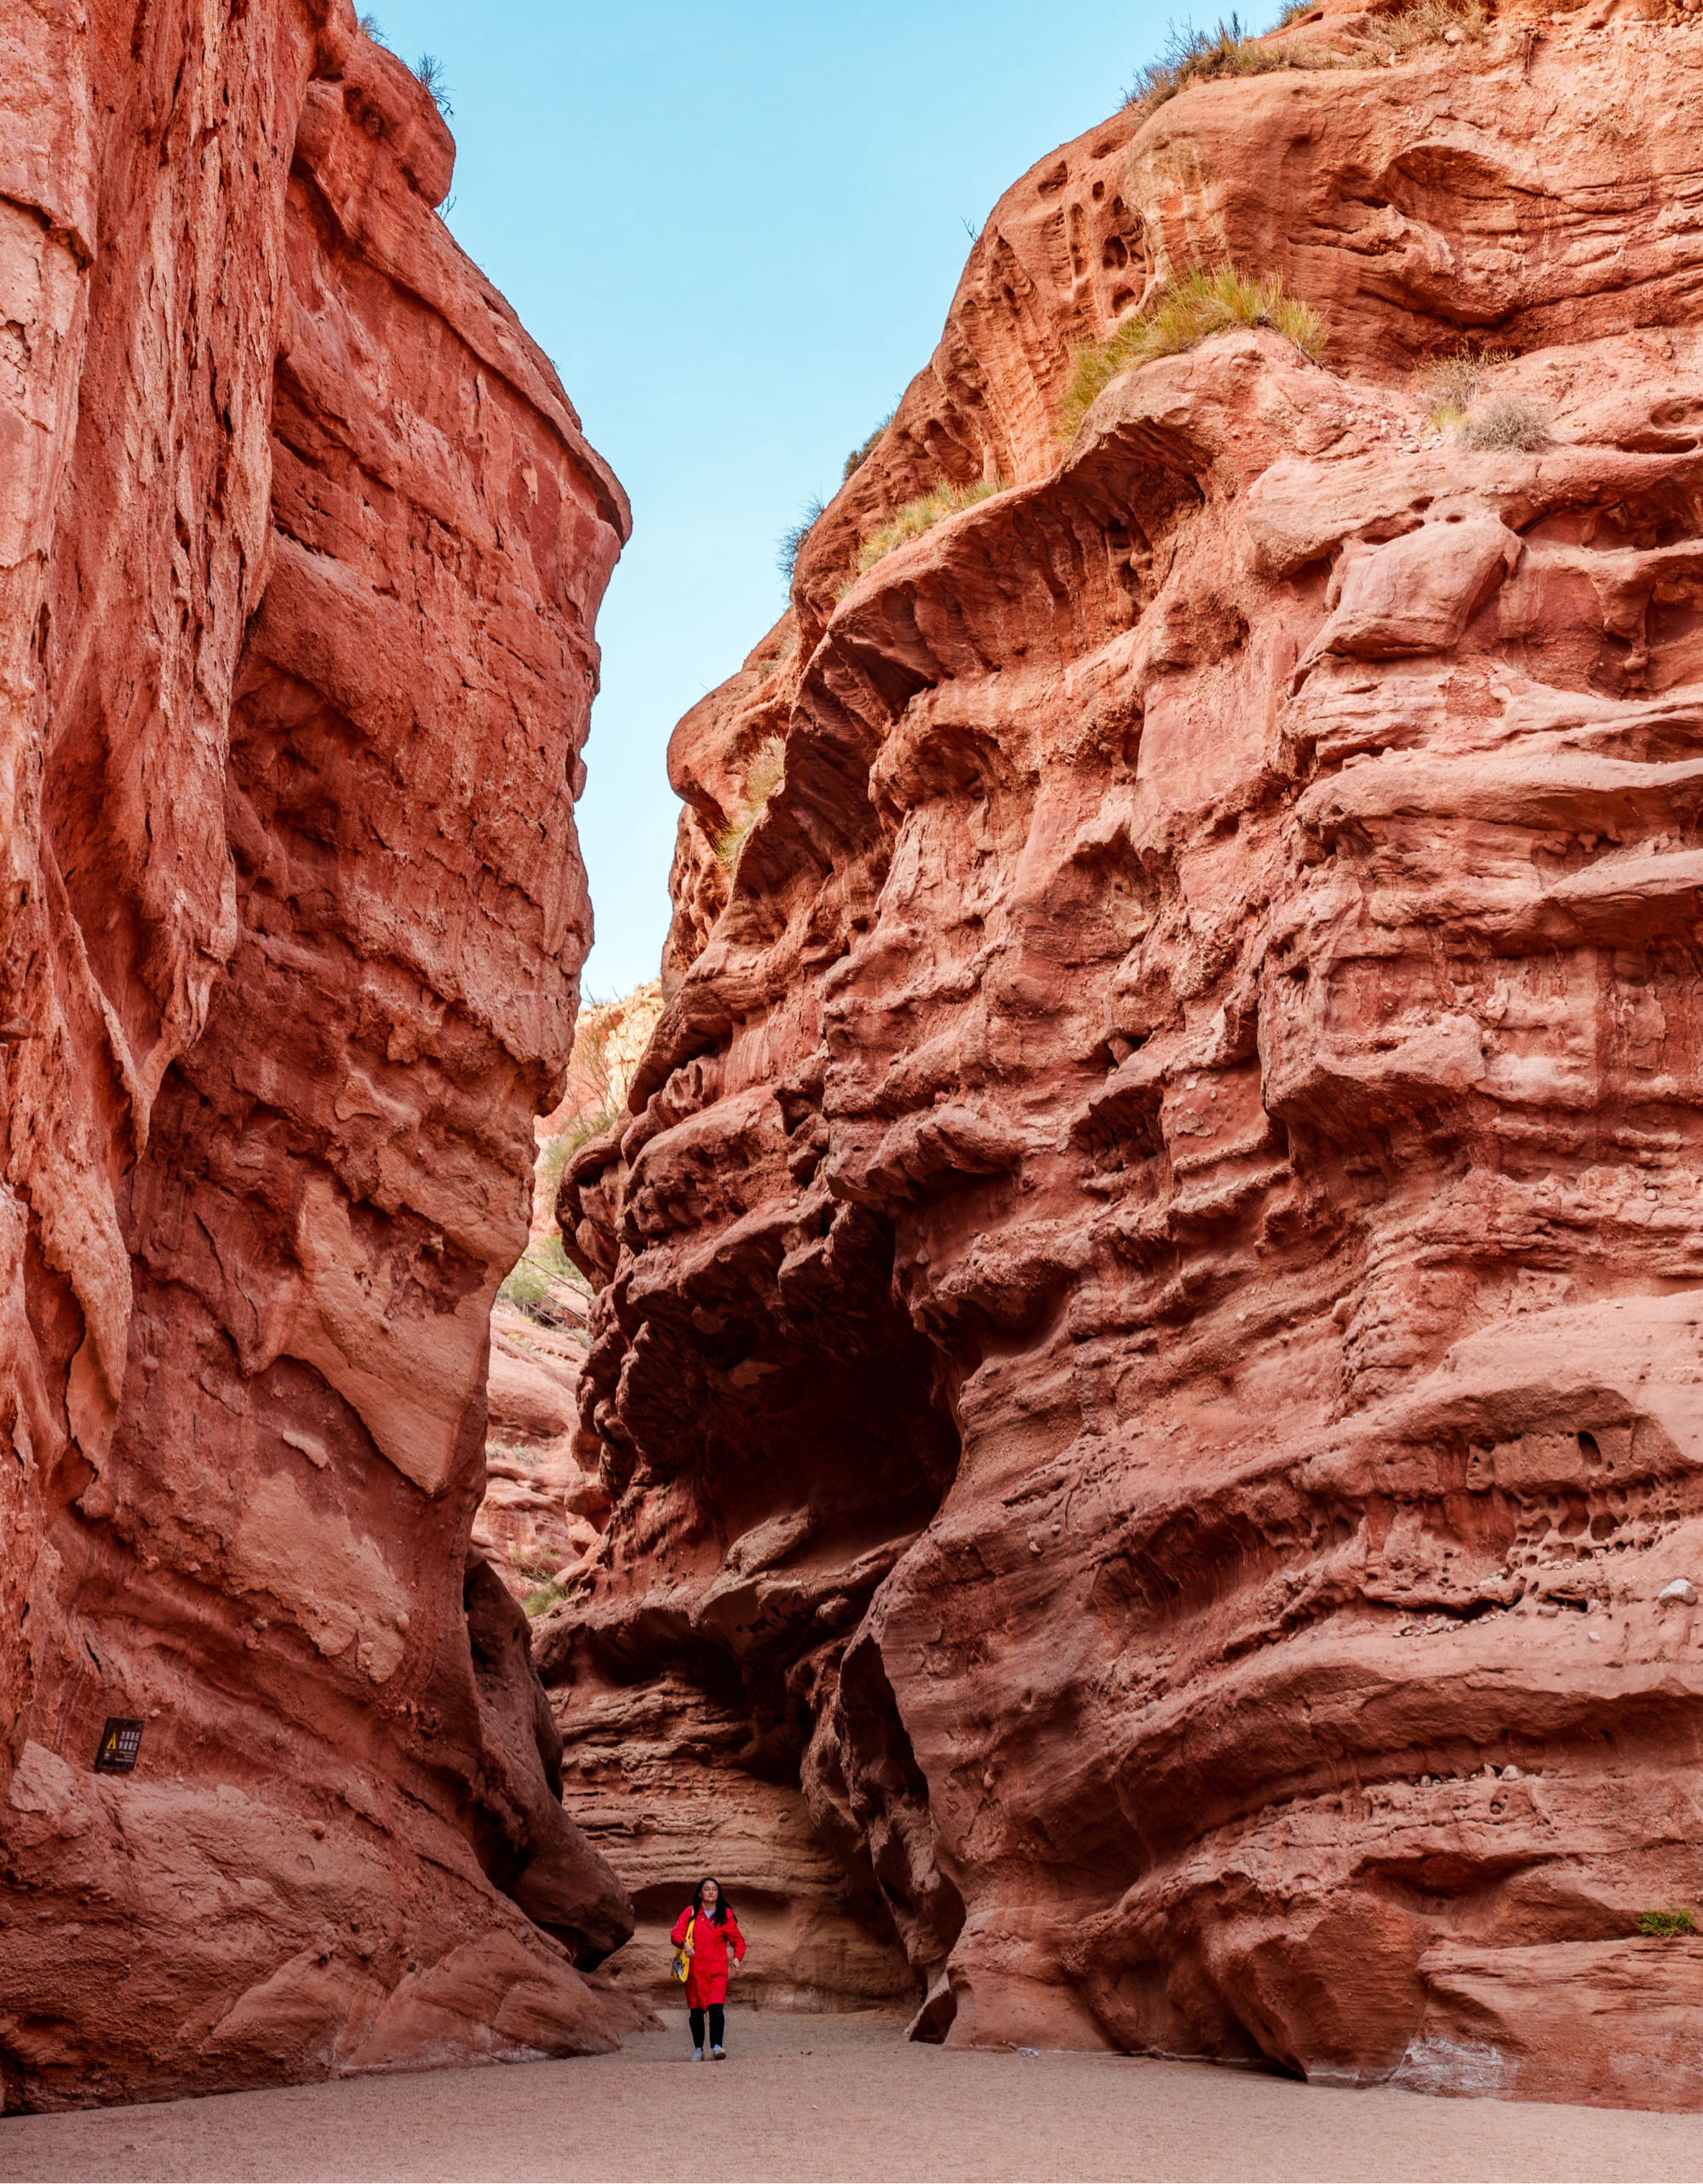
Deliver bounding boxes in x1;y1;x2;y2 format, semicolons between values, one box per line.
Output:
671;1904;746;2006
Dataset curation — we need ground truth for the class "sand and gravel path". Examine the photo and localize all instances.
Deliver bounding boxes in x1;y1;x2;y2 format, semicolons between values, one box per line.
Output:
3;2009;1700;2183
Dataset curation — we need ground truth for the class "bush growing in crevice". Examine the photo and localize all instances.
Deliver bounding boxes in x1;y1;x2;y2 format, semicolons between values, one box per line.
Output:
521;1567;584;1619
1636;1907;1697;1938
840;476;1008;592
1414;343;1550;448
1059;265;1327;442
713;735;787;865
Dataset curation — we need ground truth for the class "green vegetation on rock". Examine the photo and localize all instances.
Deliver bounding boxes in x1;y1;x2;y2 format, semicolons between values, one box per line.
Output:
1123;0;1483;116
498;1231;588;1325
1059;265;1327;443
844;408;897;481
1636;1907;1697;1939
1124;14;1322;112
846;476;1007;588
713;735;787;865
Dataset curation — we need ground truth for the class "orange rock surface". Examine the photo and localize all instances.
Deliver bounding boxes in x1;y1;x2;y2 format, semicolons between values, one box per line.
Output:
0;0;647;2109
555;11;1703;2105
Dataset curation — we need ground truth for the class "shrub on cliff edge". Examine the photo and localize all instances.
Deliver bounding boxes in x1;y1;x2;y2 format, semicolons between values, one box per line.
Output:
777;496;825;586
413;54;453;115
1125;0;1483;117
841;476;1009;587
1059;265;1327;442
1125;14;1317;112
844;409;897;480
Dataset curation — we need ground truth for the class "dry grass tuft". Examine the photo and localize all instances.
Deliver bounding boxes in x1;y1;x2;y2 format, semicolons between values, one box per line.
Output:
1457;393;1552;451
844;409;897;481
413;54;452;114
846;476;1008;583
1060;264;1327;443
1368;0;1485;52
713;736;787;866
1124;14;1324;112
749;628;798;679
1418;338;1512;427
1125;0;1483;119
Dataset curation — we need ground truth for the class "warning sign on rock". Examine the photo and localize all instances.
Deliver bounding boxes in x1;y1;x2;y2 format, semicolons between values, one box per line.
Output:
94;1718;144;1774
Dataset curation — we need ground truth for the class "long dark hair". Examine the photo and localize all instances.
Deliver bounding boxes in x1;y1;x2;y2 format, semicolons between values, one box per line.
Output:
693;1874;731;1926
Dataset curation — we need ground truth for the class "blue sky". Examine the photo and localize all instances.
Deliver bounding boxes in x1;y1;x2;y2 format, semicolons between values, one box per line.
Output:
367;1;1178;995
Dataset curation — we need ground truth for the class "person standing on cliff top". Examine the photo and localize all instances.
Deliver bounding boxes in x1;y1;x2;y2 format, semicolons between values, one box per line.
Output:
672;1876;746;2060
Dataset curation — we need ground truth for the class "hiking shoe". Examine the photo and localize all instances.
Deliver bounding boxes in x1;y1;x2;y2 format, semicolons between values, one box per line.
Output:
692;2046;704;2061
712;2045;726;2060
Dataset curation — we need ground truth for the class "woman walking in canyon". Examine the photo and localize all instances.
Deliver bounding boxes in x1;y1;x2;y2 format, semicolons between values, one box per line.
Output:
672;1876;746;2060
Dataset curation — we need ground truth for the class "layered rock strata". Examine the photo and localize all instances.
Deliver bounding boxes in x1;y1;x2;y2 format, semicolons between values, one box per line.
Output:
555;5;1703;2103
0;0;647;2108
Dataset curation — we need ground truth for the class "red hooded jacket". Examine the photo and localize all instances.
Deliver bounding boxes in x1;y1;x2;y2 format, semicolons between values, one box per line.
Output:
671;1902;746;2007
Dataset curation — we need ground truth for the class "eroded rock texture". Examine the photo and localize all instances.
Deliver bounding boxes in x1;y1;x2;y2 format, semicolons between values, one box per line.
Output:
0;0;647;2108
557;9;1703;2103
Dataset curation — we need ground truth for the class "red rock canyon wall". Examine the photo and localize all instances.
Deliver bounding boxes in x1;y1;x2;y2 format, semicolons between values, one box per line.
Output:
0;0;648;2108
556;1;1703;2104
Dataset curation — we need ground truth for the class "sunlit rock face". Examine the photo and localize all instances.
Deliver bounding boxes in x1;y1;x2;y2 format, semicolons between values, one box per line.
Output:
0;0;647;2109
555;21;1703;2107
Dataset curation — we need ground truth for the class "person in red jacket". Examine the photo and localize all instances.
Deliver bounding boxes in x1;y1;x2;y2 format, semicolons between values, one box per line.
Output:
671;1876;746;2060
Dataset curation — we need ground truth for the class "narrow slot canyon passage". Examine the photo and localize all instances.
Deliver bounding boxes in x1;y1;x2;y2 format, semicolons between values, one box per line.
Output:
8;0;1703;2163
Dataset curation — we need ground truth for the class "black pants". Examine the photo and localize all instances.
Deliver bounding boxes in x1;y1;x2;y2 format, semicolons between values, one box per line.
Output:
689;2003;724;2051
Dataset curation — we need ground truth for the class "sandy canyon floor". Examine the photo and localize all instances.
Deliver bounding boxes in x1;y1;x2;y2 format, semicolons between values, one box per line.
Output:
2;2013;1700;2184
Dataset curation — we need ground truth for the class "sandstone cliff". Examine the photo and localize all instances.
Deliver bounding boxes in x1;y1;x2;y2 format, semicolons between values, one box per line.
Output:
475;983;666;1609
554;0;1703;2103
0;0;648;2108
